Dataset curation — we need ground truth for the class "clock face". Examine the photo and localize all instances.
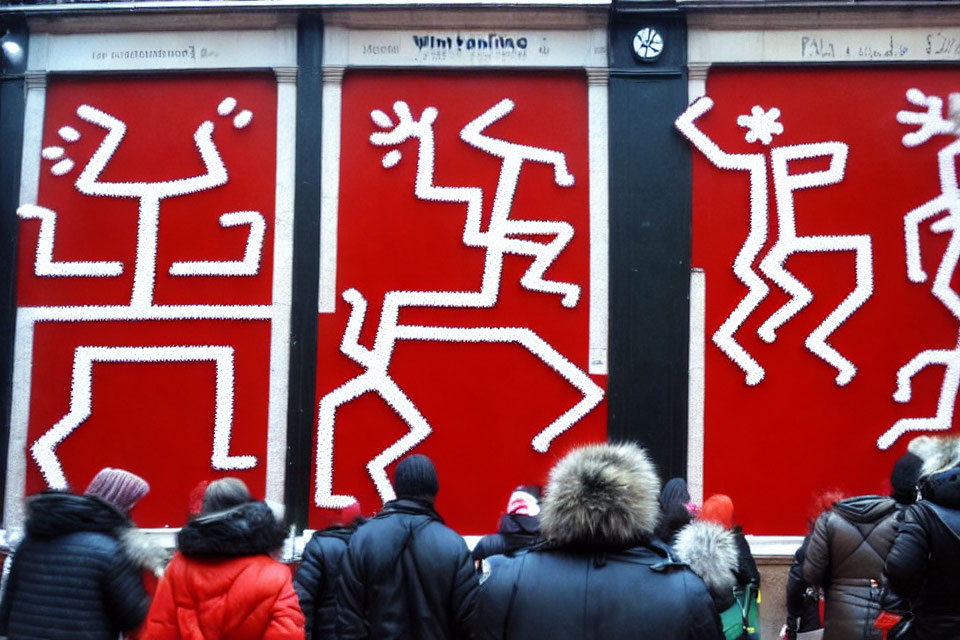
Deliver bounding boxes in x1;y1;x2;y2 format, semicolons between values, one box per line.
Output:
633;27;664;62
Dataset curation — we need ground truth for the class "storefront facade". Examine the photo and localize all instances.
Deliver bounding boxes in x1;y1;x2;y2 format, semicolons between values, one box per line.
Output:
1;9;958;632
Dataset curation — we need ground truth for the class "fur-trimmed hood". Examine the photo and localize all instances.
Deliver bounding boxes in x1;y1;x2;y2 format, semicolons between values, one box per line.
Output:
24;491;169;575
908;435;960;477
672;520;739;603
119;527;170;576
25;492;130;539
177;501;287;558
540;442;660;549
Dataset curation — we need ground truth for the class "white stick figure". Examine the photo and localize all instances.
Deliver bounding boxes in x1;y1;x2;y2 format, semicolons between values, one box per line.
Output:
315;99;604;509
675;97;771;386
878;89;960;450
20;98;263;487
675;97;873;387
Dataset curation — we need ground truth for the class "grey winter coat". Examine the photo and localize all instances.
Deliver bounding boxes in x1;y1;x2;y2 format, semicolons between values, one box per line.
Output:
803;495;900;640
475;443;724;640
0;492;150;640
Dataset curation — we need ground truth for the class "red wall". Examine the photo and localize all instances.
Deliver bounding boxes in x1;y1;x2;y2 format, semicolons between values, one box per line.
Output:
693;68;960;534
18;74;278;526
312;71;607;533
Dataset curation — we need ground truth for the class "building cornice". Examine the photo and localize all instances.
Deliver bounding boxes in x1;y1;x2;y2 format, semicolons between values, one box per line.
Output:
683;4;960;29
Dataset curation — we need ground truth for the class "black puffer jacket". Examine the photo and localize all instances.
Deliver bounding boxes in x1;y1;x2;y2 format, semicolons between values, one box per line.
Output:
336;498;477;640
471;514;539;563
885;465;960;640
786;535;822;637
295;525;355;640
803;495;900;640
476;444;724;640
0;492;150;640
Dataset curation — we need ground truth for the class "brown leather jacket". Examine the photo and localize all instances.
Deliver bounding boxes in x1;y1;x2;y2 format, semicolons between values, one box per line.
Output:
802;495;900;640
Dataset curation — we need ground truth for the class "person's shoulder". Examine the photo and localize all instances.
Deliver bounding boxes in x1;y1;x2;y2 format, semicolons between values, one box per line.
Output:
423;519;469;546
306;529;347;551
61;528;123;551
239;554;294;585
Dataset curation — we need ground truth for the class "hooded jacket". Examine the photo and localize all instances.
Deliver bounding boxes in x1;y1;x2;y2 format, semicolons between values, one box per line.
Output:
885;436;960;640
474;443;724;640
471;513;540;563
0;492;150;640
336;498;478;640
140;501;304;640
802;495;900;640
294;524;356;640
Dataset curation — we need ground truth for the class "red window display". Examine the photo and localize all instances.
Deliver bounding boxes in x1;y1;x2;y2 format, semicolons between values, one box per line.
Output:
14;74;279;526
313;72;607;533
684;67;960;534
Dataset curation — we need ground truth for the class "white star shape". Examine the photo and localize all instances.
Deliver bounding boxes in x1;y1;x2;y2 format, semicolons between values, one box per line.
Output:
737;105;784;145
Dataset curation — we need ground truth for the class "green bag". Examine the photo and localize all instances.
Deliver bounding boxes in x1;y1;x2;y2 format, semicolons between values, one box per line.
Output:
719;583;760;640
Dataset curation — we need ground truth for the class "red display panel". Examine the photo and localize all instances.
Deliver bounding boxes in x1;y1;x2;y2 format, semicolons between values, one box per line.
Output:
313;72;606;533
15;74;278;526
688;68;960;533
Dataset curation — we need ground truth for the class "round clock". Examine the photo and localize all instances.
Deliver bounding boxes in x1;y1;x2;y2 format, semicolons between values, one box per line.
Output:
632;27;664;62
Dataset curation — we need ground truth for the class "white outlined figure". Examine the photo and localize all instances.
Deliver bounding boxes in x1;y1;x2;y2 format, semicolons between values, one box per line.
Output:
676;97;771;385
878;89;960;450
315;98;604;509
757;143;873;386
676;97;873;386
31;345;256;489
21;99;266;487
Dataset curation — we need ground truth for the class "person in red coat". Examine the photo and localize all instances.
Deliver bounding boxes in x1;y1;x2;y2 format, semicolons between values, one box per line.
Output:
141;478;304;640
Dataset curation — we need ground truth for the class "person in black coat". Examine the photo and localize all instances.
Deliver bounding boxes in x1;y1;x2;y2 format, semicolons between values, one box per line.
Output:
782;490;845;640
295;502;365;640
0;468;154;640
654;477;696;545
884;435;960;640
471;485;541;565
474;443;724;640
336;454;478;640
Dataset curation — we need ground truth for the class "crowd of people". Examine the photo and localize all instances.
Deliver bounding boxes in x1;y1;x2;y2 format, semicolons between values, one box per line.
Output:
0;434;957;640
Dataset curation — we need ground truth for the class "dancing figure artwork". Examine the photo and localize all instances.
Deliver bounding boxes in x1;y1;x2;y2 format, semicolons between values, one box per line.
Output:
20;95;266;489
315;98;604;509
675;97;874;387
878;89;960;450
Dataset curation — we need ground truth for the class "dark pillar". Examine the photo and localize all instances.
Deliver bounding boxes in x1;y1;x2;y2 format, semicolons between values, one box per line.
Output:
0;15;27;522
284;14;323;531
607;7;691;481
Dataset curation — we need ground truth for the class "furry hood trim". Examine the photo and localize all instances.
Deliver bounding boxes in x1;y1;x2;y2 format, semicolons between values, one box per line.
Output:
177;501;287;558
672;520;739;601
908;436;960;477
540;442;661;548
119;528;170;577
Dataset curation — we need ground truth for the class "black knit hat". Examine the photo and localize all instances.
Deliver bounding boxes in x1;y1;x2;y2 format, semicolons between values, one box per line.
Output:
394;454;439;499
891;452;923;505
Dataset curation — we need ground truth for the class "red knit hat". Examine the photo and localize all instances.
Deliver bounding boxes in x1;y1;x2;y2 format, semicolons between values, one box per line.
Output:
335;500;363;525
700;494;734;529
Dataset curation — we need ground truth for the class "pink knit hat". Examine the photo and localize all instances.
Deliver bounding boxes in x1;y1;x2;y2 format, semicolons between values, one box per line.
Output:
84;468;150;514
